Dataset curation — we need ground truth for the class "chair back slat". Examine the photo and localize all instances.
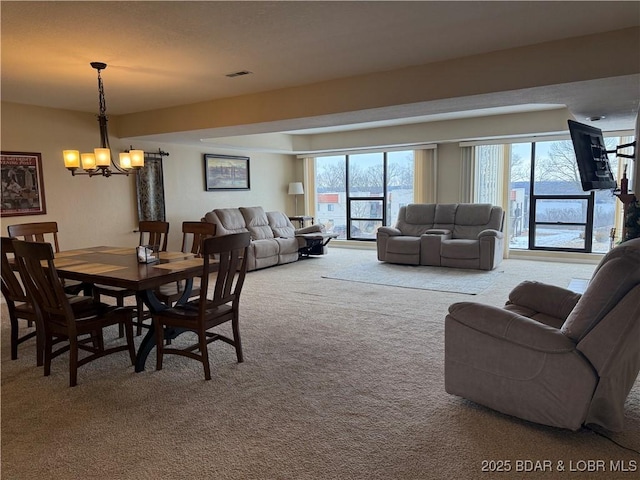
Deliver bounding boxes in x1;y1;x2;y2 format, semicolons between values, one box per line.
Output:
138;221;169;252
200;232;250;313
12;240;74;331
181;221;216;256
7;222;61;252
1;236;28;303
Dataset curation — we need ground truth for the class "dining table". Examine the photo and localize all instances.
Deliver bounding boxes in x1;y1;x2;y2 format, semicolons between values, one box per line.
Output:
50;246;216;372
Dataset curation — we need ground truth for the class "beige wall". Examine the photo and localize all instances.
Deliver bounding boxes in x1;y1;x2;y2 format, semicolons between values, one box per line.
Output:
435;143;464;204
116;28;639;138
3;101;634;251
1;102;297;250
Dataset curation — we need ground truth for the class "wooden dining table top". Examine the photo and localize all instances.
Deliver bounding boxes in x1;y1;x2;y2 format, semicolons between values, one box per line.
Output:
51;246;211;291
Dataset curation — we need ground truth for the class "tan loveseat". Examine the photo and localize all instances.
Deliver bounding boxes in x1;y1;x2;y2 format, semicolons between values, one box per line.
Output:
445;237;640;431
376;203;505;271
202;206;328;271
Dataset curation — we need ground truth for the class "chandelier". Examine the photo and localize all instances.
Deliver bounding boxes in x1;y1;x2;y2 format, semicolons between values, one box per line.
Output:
62;62;144;177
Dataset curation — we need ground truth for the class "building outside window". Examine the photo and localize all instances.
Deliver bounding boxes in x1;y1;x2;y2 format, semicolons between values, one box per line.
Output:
475;134;633;253
314;150;414;240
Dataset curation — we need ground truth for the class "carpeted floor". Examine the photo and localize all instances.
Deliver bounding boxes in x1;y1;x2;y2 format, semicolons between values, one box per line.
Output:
322;261;503;294
2;247;639;480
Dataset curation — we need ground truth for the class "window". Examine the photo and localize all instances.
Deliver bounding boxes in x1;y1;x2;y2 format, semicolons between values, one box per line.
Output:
475;134;631;253
314;150;414;240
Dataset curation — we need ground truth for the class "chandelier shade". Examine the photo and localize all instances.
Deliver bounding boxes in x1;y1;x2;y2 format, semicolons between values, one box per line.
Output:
62;62;144;177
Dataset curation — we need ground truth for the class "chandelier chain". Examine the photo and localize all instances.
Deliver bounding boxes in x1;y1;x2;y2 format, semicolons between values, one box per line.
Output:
96;67;107;117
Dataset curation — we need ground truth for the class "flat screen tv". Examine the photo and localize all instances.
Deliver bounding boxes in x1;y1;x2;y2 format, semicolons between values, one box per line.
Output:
568;119;617;191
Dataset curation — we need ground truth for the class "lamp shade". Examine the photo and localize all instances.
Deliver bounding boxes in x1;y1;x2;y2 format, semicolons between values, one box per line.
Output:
119;153;132;169
63;150;80;169
288;182;304;195
94;148;111;167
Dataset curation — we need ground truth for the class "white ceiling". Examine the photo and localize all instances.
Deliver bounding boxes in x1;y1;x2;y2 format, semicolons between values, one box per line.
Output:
2;1;640;141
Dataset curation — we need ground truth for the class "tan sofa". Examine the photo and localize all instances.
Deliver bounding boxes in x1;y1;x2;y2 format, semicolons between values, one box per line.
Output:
445;237;640;431
376;203;505;271
202;206;329;271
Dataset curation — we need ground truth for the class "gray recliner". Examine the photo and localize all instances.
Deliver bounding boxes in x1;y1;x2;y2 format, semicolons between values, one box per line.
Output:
377;203;504;270
444;237;640;431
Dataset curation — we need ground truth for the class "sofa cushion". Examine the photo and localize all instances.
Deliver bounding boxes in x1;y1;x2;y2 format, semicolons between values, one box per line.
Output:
208;208;248;234
507;280;581;322
434;204;458;225
456;204;493;225
441;239;479;259
275;237;299;264
396;205;435;236
266;211;296;238
405;204;436;224
251;238;279;258
387;236;421;254
453;204;498;239
240;206;274;241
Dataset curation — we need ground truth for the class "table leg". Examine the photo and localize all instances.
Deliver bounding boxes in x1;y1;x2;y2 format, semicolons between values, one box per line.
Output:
134;278;194;372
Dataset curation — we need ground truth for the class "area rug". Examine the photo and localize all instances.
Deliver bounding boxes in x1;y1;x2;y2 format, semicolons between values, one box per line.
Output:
322;261;502;294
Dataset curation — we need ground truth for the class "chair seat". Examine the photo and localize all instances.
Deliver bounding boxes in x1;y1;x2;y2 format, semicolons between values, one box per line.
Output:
62;279;92;296
92;283;147;336
154;279;202;305
159;301;234;322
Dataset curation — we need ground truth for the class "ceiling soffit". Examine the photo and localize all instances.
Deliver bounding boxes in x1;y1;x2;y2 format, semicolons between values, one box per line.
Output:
115;28;640;143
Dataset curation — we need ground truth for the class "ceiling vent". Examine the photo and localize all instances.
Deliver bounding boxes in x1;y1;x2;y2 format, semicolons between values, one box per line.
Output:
225;70;252;78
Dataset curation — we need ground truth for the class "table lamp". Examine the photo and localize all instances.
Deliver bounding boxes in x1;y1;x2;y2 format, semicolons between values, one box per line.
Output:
288;182;304;215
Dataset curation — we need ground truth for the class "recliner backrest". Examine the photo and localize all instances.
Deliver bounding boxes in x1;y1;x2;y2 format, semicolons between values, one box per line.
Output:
240;206;274;241
396;204;436;236
452;204;503;239
267;211;296;238
561;237;640;343
203;208;248;235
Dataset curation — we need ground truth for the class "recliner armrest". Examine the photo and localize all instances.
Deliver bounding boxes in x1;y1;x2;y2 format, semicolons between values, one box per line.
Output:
295;224;323;234
377;226;401;236
447;302;576;352
478;228;504;239
507;281;581;321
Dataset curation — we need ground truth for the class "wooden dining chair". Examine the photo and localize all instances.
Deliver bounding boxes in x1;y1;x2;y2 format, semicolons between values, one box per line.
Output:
6;221;89;295
1;236;42;364
7;221;61;250
155;221;216;306
2;237;112;367
12;239;136;387
153;231;250;380
138;220;170;251
92;221;170;335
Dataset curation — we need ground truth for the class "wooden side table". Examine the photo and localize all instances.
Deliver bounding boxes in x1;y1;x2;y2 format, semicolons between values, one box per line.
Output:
289;215;314;228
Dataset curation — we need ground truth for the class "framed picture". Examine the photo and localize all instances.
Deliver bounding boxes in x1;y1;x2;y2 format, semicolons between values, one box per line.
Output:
204;154;250;190
1;151;47;217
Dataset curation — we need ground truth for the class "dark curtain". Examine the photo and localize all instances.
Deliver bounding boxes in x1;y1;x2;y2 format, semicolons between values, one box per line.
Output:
136;156;166;222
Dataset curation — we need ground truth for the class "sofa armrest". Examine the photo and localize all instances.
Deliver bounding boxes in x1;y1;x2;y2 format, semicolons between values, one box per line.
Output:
447;302;576;352
377;226;401;236
478;228;504;239
507;281;581;321
295;224;323;234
